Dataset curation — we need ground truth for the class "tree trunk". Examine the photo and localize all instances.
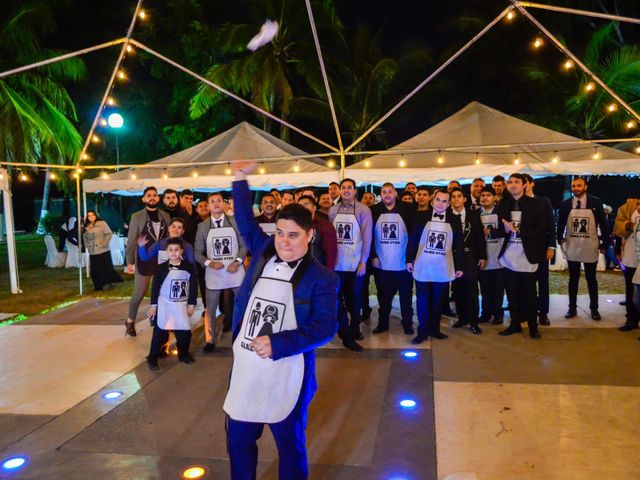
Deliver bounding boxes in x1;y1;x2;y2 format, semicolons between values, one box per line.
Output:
37;166;52;234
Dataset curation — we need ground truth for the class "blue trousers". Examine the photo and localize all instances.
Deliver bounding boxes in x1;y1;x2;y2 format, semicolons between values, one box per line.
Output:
227;397;309;480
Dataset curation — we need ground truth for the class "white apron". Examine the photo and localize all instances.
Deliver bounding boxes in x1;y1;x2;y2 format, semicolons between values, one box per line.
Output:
157;266;192;330
500;210;538;272
205;224;245;290
480;212;504;271
259;222;276;237
223;276;304;423
621;211;640;268
563;207;599;263
413;218;455;282
374;212;408;271
333;205;362;272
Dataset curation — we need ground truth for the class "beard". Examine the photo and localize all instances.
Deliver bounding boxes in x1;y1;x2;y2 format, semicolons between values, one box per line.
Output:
144;199;159;209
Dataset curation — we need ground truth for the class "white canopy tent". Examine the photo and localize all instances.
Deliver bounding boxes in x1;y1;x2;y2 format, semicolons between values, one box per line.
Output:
347;102;640;185
83;122;340;195
0;168;20;294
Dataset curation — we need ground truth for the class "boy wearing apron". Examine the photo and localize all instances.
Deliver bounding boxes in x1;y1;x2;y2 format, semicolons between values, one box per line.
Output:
478;186;506;325
146;238;197;369
194;192;247;352
557;177;609;320
370;182;416;334
225;163;338;480
328;178;373;352
406;189;464;344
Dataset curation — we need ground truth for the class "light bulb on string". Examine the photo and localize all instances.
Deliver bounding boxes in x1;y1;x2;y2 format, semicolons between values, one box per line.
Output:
259;163;266;174
563;59;574;70
138;9;147;20
506;10;516;21
475;153;481;165
19;172;28;182
514;153;520;165
191;169;199;178
398;154;406;168
626;120;637;130
606;103;618;113
126;45;134;54
584;82;595;93
130;172;137;180
293;160;300;172
82;153;90;161
437;150;444;164
364;160;371;167
49;172;57;180
552;152;559;163
91;134;100;143
326;158;335;168
225;163;232;176
72;171;79;179
117;69;126;80
99;118;108;127
635;145;640;154
532;37;544;49
107;97;116;106
592;147;601;160
0;172;4;180
101;172;110;180
162;170;169;180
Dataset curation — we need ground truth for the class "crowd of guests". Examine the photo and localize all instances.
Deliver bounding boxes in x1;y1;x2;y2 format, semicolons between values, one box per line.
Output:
114;174;640;363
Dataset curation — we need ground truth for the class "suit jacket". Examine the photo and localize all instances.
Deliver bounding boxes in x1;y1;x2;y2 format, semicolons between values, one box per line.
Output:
498;195;547;265
451;207;486;278
194;214;248;268
126;208;171;276
557;194;609;250
406;209;464;272
232;179;339;409
535;195;556;249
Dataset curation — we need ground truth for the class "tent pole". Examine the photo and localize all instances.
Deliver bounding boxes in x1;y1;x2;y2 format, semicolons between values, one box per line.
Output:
1;169;21;294
83;188;90;279
340;151;345;180
76;174;83;295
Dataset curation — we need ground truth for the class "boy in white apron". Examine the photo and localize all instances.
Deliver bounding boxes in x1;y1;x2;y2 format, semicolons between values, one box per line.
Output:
146;238;197;369
194;192;247;352
478;186;505;324
406;190;464;344
557;177;609;320
225;160;338;480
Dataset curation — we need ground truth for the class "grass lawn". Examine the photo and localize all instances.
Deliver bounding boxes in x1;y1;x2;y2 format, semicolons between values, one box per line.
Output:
0;235;627;320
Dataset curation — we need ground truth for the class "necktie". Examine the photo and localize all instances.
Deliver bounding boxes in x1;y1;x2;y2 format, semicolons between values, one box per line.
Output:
216;219;222;228
433;213;444;220
576;199;582;209
274;256;301;268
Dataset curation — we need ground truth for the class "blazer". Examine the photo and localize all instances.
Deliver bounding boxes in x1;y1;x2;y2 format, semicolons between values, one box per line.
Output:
126;208;171;276
194;214;248;268
232;179;339;408
498;195;547;265
406;209;464;272
452;207;487;277
535;195;556;250
557;194;609;250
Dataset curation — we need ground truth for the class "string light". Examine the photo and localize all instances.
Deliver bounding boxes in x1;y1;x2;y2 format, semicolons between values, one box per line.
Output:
72;172;79;179
91;134;100;143
398;155;406;167
82;153;90;161
475;153;480;165
107;97;116;106
626;120;637;130
293;160;300;172
191;170;199;178
437;150;444;164
563;60;574;70
138;9;147;20
76;167;83;174
162;170;169;180
117;69;126;80
259;163;266;174
130;172;137;180
514;153;520;165
606;103;618;113
635;145;640;154
19;172;28;182
552;152;559;163
532;37;544;49
182;467;206;479
225;163;232;175
126;45;134;54
506;10;516;21
364;160;371;167
101;172;110;179
100;118;108;127
584;82;595;93
0;172;4;179
49;172;57;180
592;147;601;160
326;159;335;168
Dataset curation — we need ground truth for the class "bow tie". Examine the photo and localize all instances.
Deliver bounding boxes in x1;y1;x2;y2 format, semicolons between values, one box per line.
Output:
433;213;444;219
274;256;301;268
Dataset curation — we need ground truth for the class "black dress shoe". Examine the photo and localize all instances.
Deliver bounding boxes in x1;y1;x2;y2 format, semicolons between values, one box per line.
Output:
499;325;522;336
202;342;216;353
478;316;490;324
343;340;364;352
619;323;639;332
361;308;372;322
538;313;550;326
179;354;195;364
402;326;415;335
147;358;159;371
372;326;389;334
451;321;468;329
411;334;428;344
530;330;542;339
431;332;448;340
470;325;482;335
591;310;602;321
442;308;457;317
353;331;364;341
564;310;577;319
619;300;627;306
125;321;137;337
158;349;169;358
492;316;504;325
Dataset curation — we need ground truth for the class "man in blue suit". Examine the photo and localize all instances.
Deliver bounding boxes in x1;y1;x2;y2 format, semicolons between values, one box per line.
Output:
223;159;339;480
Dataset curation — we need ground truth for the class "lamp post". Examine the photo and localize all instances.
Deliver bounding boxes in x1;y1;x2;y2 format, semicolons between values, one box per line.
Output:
107;112;124;223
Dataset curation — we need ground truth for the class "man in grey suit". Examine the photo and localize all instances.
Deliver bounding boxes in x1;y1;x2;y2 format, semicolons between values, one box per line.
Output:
125;186;171;336
195;192;248;352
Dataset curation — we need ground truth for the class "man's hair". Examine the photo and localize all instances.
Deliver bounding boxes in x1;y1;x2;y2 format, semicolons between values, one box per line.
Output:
164;188;178;197
405;182;417;187
301;186;316;196
143;186;158;196
207;192;224;200
381;182;395;190
573;176;587;184
448;180;461;186
298;194;317;206
180;189;193;197
416;186;431;194
472;177;485;184
329;182;340;188
449;187;466;197
481;186;496;195
492;175;505;183
522;173;534;184
261;193;275;203
196;199;208;206
434;189;450;198
277;203;313;231
281;190;294;198
169;217;186;227
340;178;356;188
509;173;527;183
166;237;183;249
269;188;280;194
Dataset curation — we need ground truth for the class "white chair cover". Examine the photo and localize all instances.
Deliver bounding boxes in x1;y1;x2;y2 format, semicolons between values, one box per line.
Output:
64;240;88;268
109;235;124;266
44;235;66;268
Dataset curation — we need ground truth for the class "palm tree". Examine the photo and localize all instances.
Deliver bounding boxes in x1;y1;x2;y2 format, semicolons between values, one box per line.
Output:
0;1;86;228
189;0;344;142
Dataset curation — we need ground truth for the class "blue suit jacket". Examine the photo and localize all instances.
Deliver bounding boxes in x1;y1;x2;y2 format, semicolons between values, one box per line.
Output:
231;179;339;407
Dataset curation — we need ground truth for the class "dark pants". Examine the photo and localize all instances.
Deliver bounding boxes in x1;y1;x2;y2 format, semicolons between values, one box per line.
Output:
223;289;235;331
361;265;373;318
415;281;447;337
441;282;453;313
568;261;599;311
504;268;538;333
634;284;640;314
373;268;413;329
196;263;207;308
479;268;504;321
623;267;639;326
453;274;479;327
536;259;550;315
148;326;192;361
336;271;364;340
227;398;308;480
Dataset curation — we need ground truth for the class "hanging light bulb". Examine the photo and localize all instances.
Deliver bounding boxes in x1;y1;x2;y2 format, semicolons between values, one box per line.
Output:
475;153;481;165
584;82;595;93
635;145;640;154
532;37;544;49
81;153;90;161
606;103;618;113
259;163;266;174
162;170;169;180
49;172;57;180
19;172;28;182
437;150;444;164
506;10;516;21
138;9;147;20
101;172;110;180
191;169;199;178
563;59;574;70
72;172;79;179
99;118;108;127
117;69;126;80
364;160;371;168
626;120;637;130
91;134;101;143
126;45;134;54
592;147;601;160
130;172;137;180
293;160;300;172
76;167;83;174
514;153;520;165
106;97;116;106
551;151;559;163
225;163;232;175
326;158;335;168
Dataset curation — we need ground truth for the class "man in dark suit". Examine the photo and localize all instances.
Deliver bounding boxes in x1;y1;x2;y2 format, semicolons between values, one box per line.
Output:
450;187;487;334
557;177;609;320
498;173;547;339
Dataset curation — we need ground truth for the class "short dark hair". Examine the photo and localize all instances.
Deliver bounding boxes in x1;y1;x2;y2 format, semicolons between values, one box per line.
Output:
261;193;275;203
405;182;417;188
169;217;186;227
522;173;534;184
492;175;505;183
164;188;178;197
381;182;395;190
509;173;527;184
207;192;224;200
434;189;451;199
276;203;313;231
143;186;158;196
269;188;280;194
481;186;496;195
298;194;317;206
196;199;208;206
572;176;587;184
448;180;461;186
416;186;431;194
180;189;193;197
166;237;183;249
472;177;485;184
301;186;316;197
329;182;340;188
340;178;356;188
449;187;466;197
281;190;294;198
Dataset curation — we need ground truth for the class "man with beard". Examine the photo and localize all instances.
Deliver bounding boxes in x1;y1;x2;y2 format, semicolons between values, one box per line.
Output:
125;186;171;336
404;182;417;197
492;175;509;205
163;189;195;243
318;193;333;218
466;178;485;211
256;193;277;236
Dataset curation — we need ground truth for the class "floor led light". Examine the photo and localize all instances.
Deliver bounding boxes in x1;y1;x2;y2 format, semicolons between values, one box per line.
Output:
103;391;123;400
182;466;206;479
401;351;418;358
2;457;27;470
399;399;417;409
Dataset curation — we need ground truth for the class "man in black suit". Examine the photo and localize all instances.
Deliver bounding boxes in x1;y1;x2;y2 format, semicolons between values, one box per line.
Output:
498;173;547;339
523;174;556;326
557;177;609;320
450;188;487;334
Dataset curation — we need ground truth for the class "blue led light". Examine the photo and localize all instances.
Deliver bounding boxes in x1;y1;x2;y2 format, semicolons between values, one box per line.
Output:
606;298;613;303
2;457;27;470
399;399;417;409
401;351;418;358
102;391;123;400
